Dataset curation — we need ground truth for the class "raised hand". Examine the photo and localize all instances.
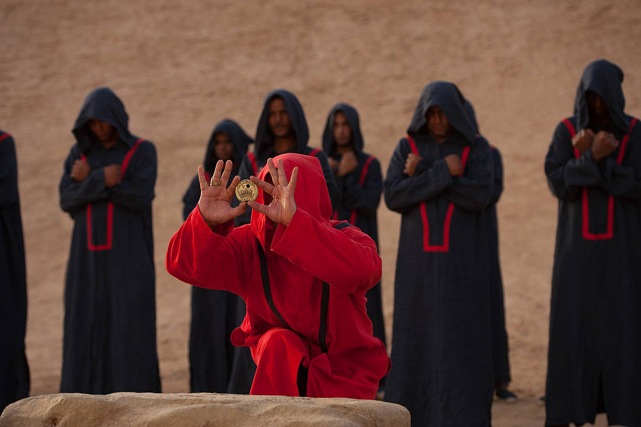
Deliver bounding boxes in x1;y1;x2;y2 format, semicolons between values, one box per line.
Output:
198;159;246;228
403;152;423;177
248;158;298;226
591;131;619;162
71;159;91;182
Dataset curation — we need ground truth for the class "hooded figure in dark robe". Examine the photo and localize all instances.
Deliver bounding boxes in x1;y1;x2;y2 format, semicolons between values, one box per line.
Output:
321;103;386;358
59;87;160;393
466;102;514;399
237;89;339;224
544;59;641;427
182;119;251;392
229;89;340;392
0;131;30;412
167;153;390;398
383;81;494;427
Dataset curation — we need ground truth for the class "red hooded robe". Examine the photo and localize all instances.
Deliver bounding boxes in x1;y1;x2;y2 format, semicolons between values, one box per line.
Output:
166;153;390;398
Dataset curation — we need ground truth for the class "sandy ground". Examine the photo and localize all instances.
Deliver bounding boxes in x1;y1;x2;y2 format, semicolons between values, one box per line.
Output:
2;0;641;425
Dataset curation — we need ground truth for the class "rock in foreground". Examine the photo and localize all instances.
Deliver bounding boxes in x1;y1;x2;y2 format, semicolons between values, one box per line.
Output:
0;392;410;426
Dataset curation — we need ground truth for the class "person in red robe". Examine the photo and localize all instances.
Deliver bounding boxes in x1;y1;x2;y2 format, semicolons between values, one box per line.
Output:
166;153;390;398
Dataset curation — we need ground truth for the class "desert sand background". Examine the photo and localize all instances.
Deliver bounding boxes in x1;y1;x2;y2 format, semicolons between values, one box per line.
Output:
2;0;641;425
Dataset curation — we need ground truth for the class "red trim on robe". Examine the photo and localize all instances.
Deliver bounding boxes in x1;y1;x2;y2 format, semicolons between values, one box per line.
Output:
562;118;638;241
0;133;11;143
83;138;145;251
407;135;470;252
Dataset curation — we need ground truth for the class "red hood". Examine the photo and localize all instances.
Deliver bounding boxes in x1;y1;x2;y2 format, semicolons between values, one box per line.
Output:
251;153;332;248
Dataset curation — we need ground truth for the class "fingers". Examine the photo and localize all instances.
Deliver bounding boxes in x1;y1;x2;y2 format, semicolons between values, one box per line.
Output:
250;175;274;195
277;159;288;187
211;160;224;185
225;175;241;199
288;167;298;193
198;166;208;191
220;160;233;187
247;200;267;215
267;158;279;187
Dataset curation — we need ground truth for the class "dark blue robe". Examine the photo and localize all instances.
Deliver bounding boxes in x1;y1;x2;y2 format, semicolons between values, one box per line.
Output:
321;103;386;354
466;101;512;387
487;147;511;386
58;88;160;393
383;82;494;427
182;119;251;392
0;132;30;412
544;59;641;426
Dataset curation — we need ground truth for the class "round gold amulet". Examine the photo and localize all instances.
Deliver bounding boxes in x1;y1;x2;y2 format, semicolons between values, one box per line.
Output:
235;179;259;202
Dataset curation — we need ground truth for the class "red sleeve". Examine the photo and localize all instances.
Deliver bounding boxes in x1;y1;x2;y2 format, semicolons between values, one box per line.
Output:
165;207;249;298
270;209;381;294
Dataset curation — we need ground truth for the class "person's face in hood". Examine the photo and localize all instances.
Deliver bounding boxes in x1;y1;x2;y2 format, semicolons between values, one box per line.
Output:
213;132;234;162
268;97;293;138
586;90;610;126
426;106;451;143
333;111;352;148
89;118;119;148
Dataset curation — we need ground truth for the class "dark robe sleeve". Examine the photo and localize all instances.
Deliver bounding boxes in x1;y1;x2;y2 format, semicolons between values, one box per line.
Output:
596;128;641;199
544;122;586;202
442;139;493;212
313;150;341;211
271;210;381;294
182;175;200;221
489;148;504;205
336;157;382;216
384;138;452;213
59;145;109;214
109;141;157;211
0;137;18;207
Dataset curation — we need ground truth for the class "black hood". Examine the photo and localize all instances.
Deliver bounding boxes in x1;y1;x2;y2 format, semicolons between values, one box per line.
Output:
322;103;364;155
574;59;629;134
464;99;480;135
254;89;309;159
407;81;477;145
204;119;253;172
72;87;135;153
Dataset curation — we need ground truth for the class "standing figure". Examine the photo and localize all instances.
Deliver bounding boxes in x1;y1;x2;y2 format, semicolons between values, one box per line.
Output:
321;103;386;360
166;154;390;398
544;59;641;427
182;119;251;392
383;81;494;427
59;87;160;393
0;131;29;412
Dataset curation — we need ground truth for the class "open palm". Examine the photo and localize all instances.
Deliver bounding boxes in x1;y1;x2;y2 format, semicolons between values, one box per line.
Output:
248;158;298;226
198;160;246;228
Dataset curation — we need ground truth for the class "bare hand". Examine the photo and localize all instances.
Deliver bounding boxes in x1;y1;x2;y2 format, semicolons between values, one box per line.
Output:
198;160;246;228
337;151;358;176
103;164;122;187
248;158;298;226
445;154;463;176
591;131;619;162
403;153;423;177
572;129;594;154
327;157;338;171
70;159;91;182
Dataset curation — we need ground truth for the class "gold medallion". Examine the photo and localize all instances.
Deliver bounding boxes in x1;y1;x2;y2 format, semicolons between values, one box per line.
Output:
235;179;259;202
